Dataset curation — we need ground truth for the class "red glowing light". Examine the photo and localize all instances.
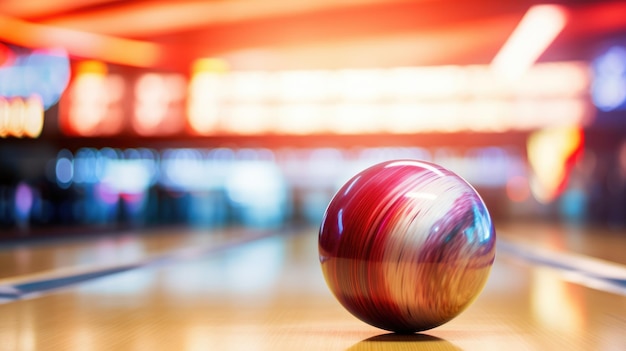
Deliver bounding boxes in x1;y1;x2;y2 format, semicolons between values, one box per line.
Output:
60;61;126;136
506;175;530;203
133;73;186;135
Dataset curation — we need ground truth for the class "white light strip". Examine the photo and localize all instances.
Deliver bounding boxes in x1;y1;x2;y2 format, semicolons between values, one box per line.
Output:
491;5;568;81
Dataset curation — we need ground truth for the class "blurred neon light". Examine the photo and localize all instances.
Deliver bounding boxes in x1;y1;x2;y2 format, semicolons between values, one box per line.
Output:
58;59;592;137
337;69;384;101
188;59;230;135
102;159;154;194
491;5;568;80
22;95;44;137
228;71;273;102
188;60;590;136
385;66;465;100
0;47;70;109
55;150;74;188
331;103;381;134
277;70;332;101
14;182;33;216
276;104;326;134
506;175;530;203
192;58;230;74
133;73;186;135
527;127;583;203
187;74;223;135
61;61;125;136
56;147;159;196
134;74;167;132
0;14;163;67
592;45;626;111
0;96;44;138
0;43;15;67
36;0;401;37
161;148;213;191
222;104;272;135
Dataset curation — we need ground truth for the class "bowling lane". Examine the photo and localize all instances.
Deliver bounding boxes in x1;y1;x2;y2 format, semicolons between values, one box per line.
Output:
0;226;277;282
497;222;626;265
0;224;625;350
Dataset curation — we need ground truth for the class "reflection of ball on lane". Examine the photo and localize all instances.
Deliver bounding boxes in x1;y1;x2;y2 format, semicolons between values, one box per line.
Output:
346;333;462;351
319;160;496;333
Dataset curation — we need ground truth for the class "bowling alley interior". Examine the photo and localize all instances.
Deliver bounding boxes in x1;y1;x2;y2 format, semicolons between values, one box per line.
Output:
1;0;626;350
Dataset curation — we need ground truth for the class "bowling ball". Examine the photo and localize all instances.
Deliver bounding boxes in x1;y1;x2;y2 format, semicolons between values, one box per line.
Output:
318;160;496;333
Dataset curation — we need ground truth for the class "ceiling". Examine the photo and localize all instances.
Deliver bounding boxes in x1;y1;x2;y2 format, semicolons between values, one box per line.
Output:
1;0;626;71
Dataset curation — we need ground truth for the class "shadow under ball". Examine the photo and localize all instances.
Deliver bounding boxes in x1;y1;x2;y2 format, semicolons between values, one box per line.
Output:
319;160;496;333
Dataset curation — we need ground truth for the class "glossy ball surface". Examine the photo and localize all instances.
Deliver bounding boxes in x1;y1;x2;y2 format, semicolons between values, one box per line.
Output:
319;160;496;333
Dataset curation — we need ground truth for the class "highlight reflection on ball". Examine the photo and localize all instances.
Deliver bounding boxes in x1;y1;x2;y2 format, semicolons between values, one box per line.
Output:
318;160;496;333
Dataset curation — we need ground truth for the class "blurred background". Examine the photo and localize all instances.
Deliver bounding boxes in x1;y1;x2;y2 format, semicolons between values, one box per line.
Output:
1;0;625;238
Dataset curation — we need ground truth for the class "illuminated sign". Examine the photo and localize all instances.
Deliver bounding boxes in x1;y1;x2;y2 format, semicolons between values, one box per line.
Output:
188;61;592;135
59;59;593;137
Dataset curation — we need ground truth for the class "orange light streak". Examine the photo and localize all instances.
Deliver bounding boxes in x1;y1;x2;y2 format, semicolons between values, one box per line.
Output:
0;14;163;67
38;0;398;37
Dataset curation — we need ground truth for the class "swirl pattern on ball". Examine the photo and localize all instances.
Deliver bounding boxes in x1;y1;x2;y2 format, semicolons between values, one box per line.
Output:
319;160;496;333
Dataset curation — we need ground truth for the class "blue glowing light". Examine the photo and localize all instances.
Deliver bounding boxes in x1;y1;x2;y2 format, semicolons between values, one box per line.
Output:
592;45;626;111
0;47;70;109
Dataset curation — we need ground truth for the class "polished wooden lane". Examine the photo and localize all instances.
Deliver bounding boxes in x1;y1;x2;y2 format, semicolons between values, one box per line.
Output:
0;226;276;281
497;221;626;265
0;224;625;350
